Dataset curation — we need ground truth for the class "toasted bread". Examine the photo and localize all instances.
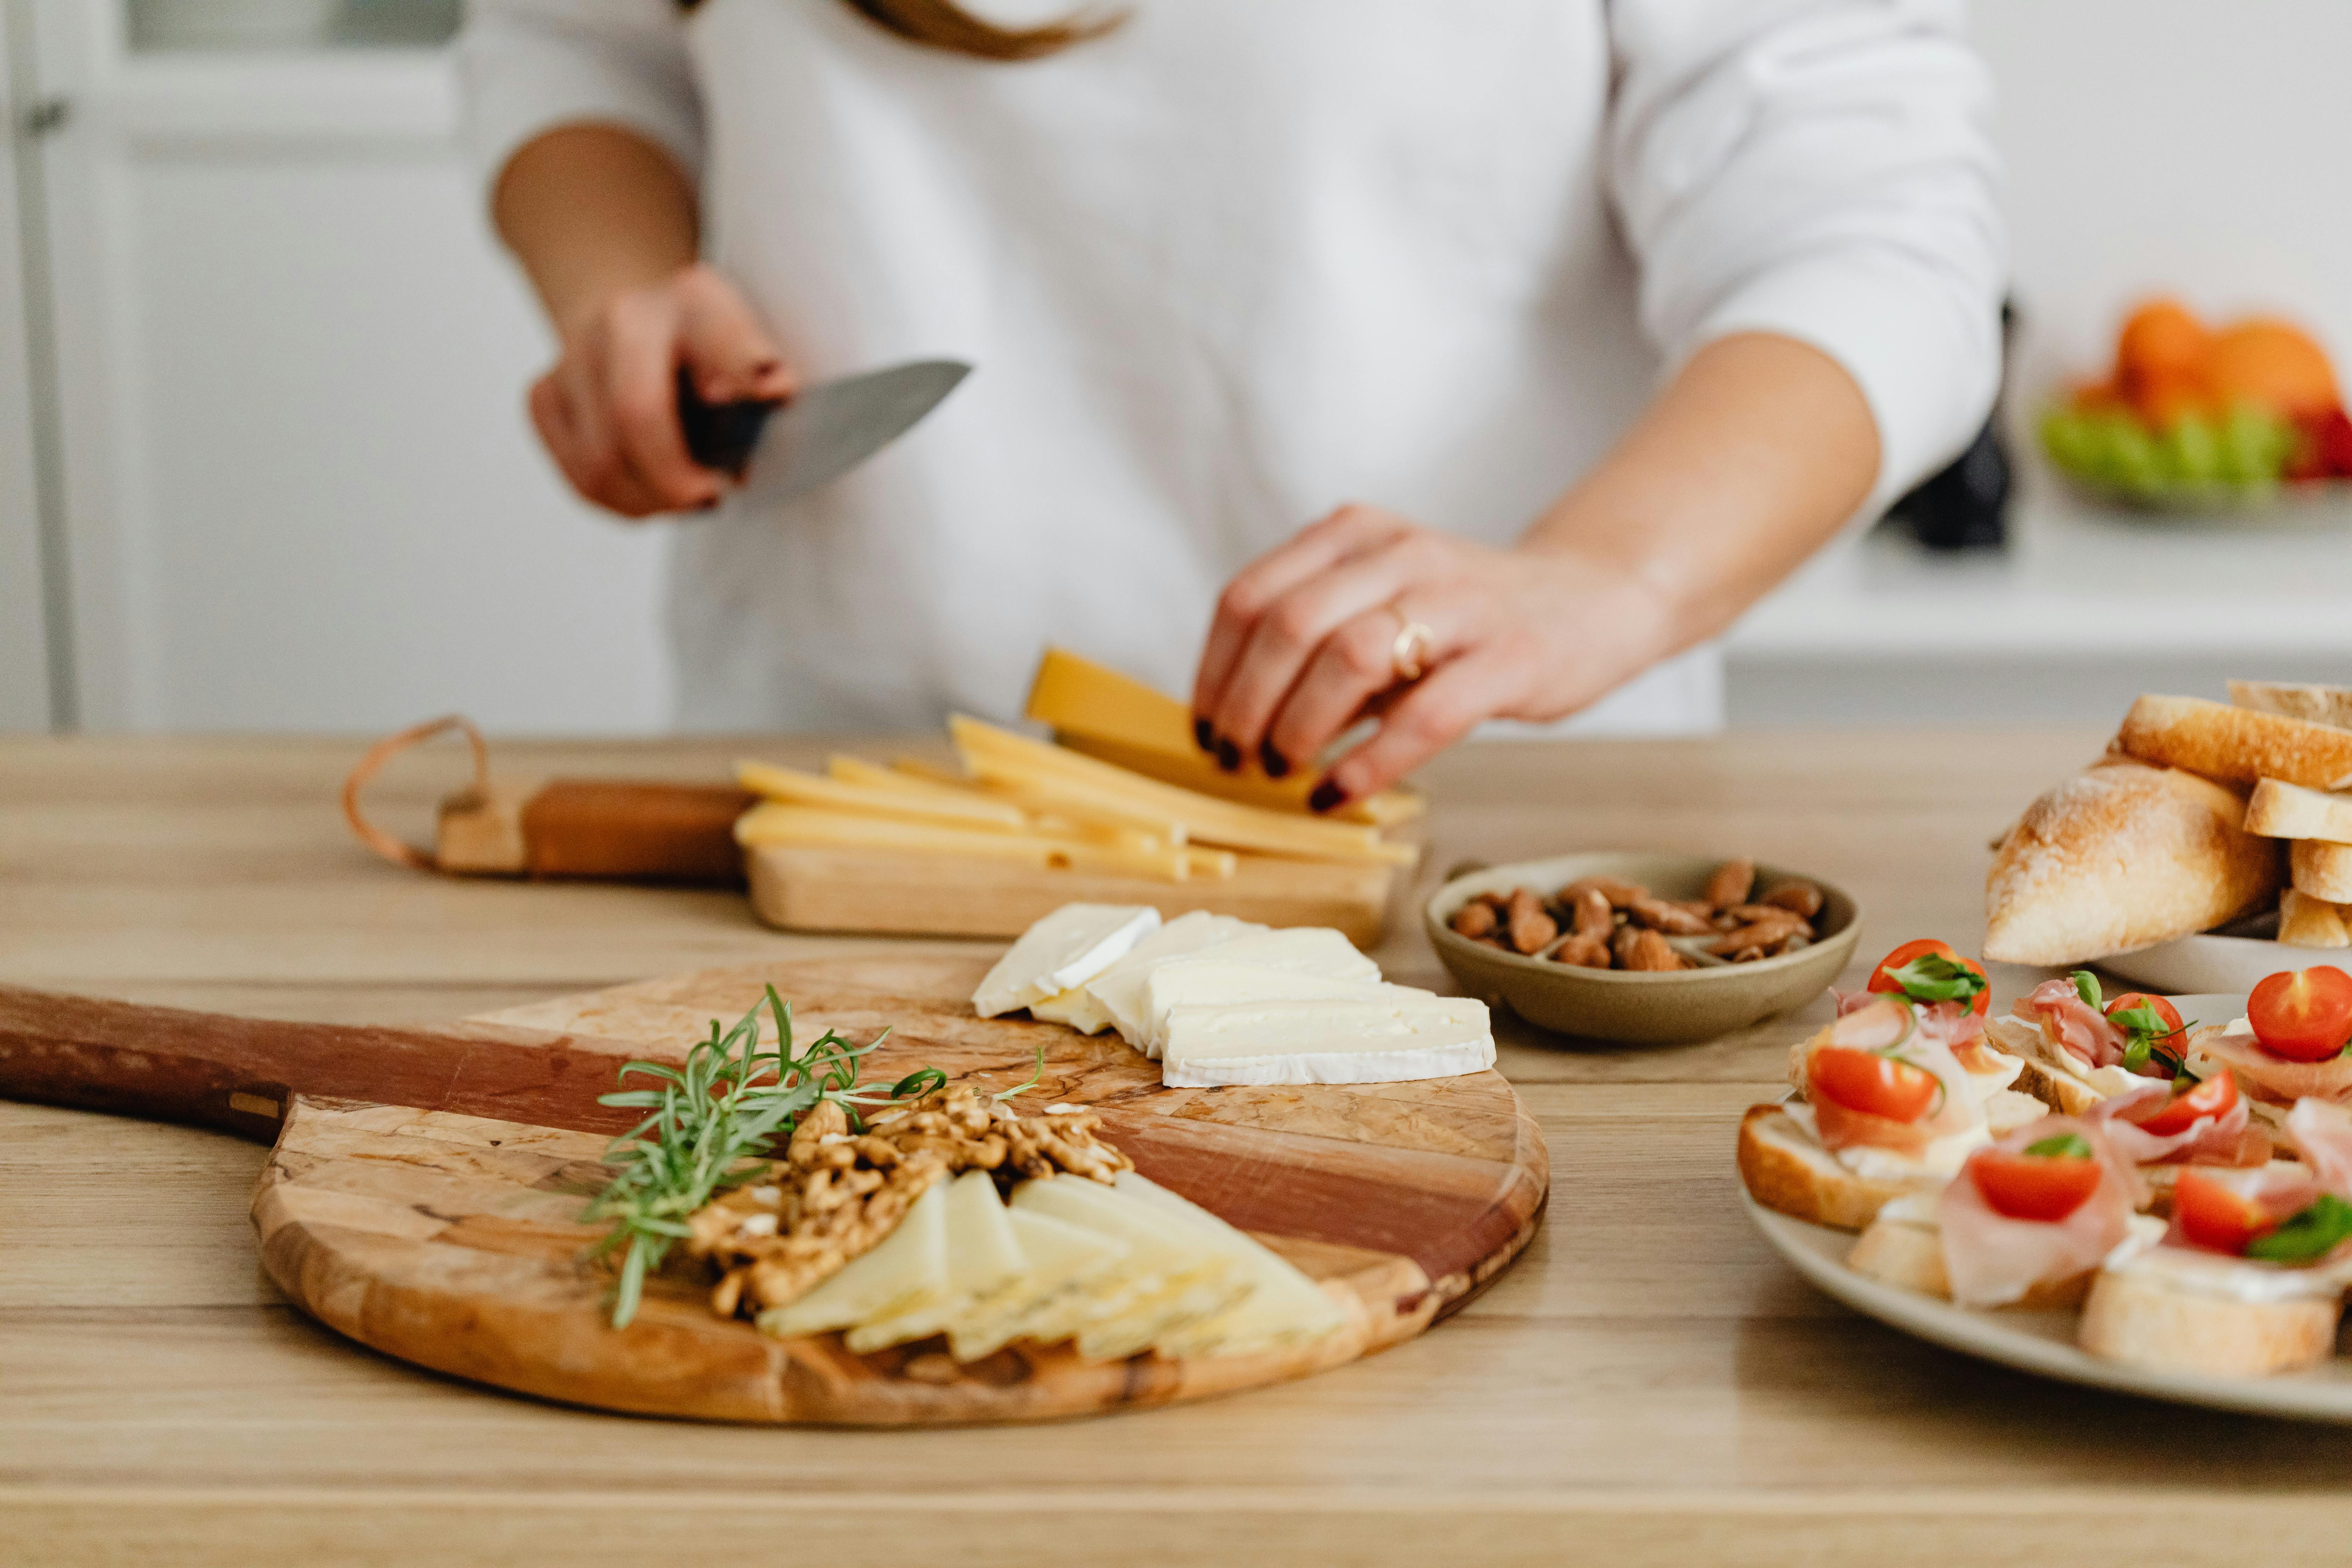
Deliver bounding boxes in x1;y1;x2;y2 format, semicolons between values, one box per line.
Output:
2118;694;2352;791
2078;1262;2342;1377
2244;779;2352;842
2291;839;2352;903
1736;1106;1934;1231
1848;1208;2092;1307
2230;679;2352;732
1983;1015;2111;1116
1984;1087;2052;1134
2280;889;2352;948
1983;758;2282;965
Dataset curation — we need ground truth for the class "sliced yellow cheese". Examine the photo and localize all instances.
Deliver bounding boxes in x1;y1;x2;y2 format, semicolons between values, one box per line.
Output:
738;758;1029;829
733;803;1198;881
1009;1174;1248;1361
1026;646;1423;827
945;1208;1131;1363
756;1177;948;1337
952;716;1415;866
1112;1171;1345;1358
843;1171;1026;1352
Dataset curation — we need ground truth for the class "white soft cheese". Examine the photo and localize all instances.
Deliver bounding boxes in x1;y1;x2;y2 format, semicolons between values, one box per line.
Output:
1032;910;1262;1034
972;903;1161;1018
2102;1237;2352;1304
1134;962;1419;1059
1159;996;1495;1088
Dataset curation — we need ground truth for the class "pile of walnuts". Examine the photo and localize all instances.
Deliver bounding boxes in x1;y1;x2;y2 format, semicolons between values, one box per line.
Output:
1448;858;1826;971
682;1085;1130;1321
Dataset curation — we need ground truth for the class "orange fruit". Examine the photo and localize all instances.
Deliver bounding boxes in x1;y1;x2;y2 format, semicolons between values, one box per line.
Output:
2116;297;2210;386
2205;318;2340;419
2132;366;2215;428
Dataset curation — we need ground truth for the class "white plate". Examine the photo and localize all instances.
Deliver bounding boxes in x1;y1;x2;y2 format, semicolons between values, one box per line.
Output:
2101;934;2318;997
1743;1195;2352;1422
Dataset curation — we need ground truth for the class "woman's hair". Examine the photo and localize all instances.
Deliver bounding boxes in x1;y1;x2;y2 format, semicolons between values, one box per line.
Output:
681;0;1117;62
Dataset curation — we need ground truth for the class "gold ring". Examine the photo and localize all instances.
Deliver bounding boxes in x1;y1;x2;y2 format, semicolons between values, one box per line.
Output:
1387;605;1434;683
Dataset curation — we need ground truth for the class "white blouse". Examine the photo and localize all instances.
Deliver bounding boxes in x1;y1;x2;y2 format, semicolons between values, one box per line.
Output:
460;0;2003;734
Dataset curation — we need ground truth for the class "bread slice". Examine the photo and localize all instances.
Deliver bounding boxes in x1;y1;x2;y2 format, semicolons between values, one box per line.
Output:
2118;694;2352;791
1983;1015;2110;1116
1983;758;2283;965
1736;1106;1933;1231
2280;888;2352;948
2244;778;2352;841
2291;839;2352;902
1984;1087;2052;1134
2078;1262;2342;1376
1847;1208;2091;1307
2230;679;2352;731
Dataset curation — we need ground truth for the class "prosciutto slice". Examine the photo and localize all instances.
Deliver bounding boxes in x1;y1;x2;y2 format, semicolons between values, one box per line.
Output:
2286;1098;2352;1196
1837;990;2017;1099
2192;1025;2352;1107
1808;996;1986;1157
1937;1115;2139;1308
2015;979;2127;1071
2087;1082;2256;1167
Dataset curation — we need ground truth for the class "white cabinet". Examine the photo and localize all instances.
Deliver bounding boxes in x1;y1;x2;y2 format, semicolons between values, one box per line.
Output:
18;1;670;733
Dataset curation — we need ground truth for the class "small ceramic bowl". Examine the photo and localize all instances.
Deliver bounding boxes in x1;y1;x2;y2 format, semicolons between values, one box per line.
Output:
1426;852;1863;1046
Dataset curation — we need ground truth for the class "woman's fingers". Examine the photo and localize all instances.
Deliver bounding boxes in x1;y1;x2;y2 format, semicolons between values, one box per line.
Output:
677;264;797;405
1190;504;1410;750
1316;644;1527;806
603;291;723;510
1265;594;1465;773
533;364;666;518
1207;540;1426;771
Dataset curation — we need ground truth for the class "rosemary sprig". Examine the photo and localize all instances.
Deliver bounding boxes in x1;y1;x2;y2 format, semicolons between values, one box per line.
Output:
581;985;941;1328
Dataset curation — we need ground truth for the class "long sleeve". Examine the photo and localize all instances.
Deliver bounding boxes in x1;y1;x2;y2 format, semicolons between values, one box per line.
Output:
1608;0;2004;500
456;0;705;192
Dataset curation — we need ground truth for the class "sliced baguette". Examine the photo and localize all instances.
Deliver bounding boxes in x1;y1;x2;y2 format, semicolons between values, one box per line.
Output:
2118;694;2352;791
2230;679;2352;731
2291;839;2352;902
2078;1263;2341;1377
2280;888;2352;948
1985;1015;2109;1117
1983;758;2282;965
1736;1105;1933;1231
1984;1087;2053;1134
1847;1209;2091;1307
2245;778;2352;842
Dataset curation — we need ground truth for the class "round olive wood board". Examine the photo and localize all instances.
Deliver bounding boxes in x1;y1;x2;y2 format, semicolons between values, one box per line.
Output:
5;954;1546;1426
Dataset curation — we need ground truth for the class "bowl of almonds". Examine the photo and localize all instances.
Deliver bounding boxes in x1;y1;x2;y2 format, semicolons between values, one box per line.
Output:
1424;852;1862;1045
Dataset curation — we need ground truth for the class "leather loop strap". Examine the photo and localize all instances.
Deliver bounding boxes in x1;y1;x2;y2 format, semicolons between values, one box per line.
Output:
341;714;490;872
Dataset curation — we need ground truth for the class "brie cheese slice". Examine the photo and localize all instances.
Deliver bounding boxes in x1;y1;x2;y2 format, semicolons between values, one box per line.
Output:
756;1176;949;1337
972;903;1160;1018
1136;964;1428;1059
1160;995;1495;1087
1030;910;1262;1033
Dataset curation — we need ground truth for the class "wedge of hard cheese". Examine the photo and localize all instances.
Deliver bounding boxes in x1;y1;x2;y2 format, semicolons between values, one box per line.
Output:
1983;758;2282;965
1160;995;1494;1088
2117;694;2352;791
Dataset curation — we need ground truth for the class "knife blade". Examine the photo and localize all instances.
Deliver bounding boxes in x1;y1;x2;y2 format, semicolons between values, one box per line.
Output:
677;359;971;504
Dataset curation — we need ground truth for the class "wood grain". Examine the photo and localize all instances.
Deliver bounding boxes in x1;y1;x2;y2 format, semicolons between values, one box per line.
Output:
25;728;2352;1564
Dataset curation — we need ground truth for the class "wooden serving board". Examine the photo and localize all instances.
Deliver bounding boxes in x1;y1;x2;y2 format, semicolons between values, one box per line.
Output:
0;953;1545;1426
745;843;1400;944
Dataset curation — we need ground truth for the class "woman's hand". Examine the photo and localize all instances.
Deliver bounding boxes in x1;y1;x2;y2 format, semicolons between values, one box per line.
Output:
1189;505;1672;810
528;262;797;519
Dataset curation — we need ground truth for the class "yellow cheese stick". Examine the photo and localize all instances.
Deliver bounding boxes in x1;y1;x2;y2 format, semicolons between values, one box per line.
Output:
733;802;1208;881
952;716;1415;866
737;759;1029;829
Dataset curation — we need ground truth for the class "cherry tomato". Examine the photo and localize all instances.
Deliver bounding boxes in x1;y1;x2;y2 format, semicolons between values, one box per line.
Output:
2105;992;2185;1038
2247;966;2352;1063
2135;1071;2237;1137
1809;1045;1941;1122
1970;1148;2104;1222
1865;938;1991;1017
2173;1167;2278;1255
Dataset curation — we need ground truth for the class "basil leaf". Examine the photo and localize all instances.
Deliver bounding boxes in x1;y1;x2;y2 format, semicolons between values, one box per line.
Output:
2071;970;2103;1010
1884;952;1988;1004
2245;1193;2352;1263
2023;1131;2093;1160
2121;1036;2152;1072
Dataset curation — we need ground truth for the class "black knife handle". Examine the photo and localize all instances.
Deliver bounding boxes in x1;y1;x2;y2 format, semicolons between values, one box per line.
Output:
676;366;782;474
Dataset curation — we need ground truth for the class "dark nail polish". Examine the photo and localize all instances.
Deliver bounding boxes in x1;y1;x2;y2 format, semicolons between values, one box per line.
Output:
1258;739;1290;778
1194;716;1214;752
1309;780;1344;814
1216;737;1241;773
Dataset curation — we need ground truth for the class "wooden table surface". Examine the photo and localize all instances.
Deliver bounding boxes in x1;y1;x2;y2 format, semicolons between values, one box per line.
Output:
10;728;2352;1567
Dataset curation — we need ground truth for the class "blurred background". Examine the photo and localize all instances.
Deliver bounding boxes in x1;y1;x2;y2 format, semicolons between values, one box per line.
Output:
5;0;2352;736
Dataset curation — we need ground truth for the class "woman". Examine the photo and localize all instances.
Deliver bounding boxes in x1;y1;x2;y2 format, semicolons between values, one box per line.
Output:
461;0;2001;810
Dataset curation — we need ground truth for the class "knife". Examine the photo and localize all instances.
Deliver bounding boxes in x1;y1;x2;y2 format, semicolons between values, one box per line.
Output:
676;358;972;501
